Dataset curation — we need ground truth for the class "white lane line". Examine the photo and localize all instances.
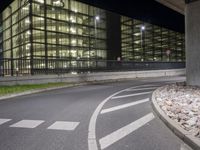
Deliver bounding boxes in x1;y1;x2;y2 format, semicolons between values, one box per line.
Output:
88;84;156;150
88;88;128;150
0;119;11;125
10;120;44;128
99;113;155;150
111;91;152;99
47;121;80;131
101;98;149;114
125;87;158;91
180;144;193;150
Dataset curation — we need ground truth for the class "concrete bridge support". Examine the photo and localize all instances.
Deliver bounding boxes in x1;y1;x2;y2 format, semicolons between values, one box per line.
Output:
186;0;200;86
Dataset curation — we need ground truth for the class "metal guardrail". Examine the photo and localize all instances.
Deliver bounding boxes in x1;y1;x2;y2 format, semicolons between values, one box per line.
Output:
0;58;185;76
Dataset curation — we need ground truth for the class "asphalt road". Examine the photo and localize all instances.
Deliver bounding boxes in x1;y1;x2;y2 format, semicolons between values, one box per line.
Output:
0;76;192;150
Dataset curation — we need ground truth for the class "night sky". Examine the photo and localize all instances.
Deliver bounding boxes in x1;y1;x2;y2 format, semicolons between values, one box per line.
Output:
0;0;185;33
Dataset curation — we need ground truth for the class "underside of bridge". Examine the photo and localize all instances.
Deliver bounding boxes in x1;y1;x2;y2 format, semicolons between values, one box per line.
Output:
156;0;200;86
155;0;185;14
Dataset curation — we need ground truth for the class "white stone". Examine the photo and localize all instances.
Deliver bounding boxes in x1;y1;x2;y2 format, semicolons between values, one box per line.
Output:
155;83;200;138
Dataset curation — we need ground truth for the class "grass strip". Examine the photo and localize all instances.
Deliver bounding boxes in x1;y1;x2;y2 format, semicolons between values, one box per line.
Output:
0;82;71;96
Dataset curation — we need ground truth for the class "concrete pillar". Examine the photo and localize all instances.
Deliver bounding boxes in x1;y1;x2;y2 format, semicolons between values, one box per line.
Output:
186;0;200;86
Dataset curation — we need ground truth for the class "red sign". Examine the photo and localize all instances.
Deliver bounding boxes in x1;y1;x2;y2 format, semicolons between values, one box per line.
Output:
166;50;171;56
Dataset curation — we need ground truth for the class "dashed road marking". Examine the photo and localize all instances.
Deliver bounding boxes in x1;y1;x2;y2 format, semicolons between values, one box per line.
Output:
101;98;149;114
0;119;11;125
99;113;155;150
47;121;80;131
111;91;152;99
10;120;45;128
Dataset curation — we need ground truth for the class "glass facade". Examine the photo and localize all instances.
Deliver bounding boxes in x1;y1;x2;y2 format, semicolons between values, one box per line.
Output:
121;16;185;62
0;0;107;75
0;0;185;76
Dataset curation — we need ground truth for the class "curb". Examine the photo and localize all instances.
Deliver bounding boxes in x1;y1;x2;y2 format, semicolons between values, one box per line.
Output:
0;78;129;101
151;89;200;150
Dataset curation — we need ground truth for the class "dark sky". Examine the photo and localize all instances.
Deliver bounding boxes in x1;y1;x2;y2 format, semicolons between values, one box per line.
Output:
0;0;185;33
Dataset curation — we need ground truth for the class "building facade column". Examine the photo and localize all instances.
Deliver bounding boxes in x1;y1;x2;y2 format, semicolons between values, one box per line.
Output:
106;11;121;61
185;0;200;86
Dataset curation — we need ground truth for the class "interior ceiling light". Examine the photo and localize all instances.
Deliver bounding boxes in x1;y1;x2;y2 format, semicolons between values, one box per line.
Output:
71;40;76;44
52;0;65;7
70;28;76;33
25;19;30;24
22;7;29;10
36;0;44;3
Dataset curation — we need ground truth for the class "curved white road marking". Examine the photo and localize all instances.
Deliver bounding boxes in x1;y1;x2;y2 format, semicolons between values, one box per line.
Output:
88;85;153;150
99;113;155;150
100;98;149;114
88;87;130;150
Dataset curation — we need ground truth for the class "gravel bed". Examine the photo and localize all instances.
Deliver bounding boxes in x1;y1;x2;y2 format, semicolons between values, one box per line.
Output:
154;82;200;138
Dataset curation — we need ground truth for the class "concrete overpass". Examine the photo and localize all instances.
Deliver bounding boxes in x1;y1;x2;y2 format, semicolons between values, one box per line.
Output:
156;0;200;86
155;0;185;14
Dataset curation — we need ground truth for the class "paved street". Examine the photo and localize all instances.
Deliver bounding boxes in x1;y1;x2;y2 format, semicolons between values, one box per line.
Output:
0;76;192;150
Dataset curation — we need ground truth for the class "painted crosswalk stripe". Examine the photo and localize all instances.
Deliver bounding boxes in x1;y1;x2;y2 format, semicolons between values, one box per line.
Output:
47;121;80;131
111;91;152;99
10;120;44;128
99;113;155;150
0;119;11;125
101;98;149;114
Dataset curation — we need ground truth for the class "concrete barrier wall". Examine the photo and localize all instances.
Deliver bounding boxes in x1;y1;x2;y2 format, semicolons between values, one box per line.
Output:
0;69;186;86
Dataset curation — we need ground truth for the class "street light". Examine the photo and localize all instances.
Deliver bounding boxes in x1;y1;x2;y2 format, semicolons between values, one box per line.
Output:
95;16;100;21
94;16;100;41
8;5;14;76
141;25;145;31
94;16;100;60
140;25;145;61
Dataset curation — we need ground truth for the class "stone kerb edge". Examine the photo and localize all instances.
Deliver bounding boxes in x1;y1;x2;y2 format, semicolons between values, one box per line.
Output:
151;89;200;150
